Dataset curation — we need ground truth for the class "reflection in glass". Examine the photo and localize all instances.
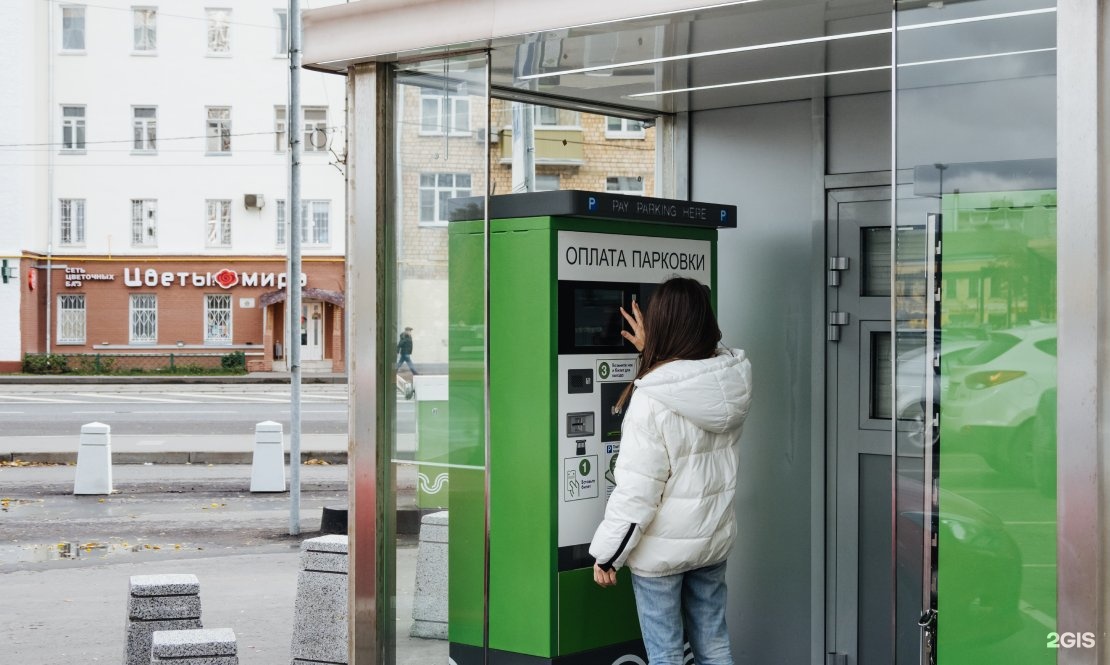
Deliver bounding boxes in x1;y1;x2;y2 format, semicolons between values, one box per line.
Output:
894;2;1057;663
392;54;489;663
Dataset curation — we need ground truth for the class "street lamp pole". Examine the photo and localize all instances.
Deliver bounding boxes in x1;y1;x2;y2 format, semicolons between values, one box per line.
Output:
288;0;303;536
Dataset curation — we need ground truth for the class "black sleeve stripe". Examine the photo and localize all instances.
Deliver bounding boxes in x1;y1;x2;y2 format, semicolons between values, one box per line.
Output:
600;523;638;572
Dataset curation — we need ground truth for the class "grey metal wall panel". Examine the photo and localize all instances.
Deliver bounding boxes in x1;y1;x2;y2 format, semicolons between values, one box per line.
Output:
828;93;891;175
690;100;819;664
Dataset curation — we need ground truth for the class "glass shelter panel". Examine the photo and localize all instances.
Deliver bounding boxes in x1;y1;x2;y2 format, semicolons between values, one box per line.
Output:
894;1;1057;663
391;54;489;663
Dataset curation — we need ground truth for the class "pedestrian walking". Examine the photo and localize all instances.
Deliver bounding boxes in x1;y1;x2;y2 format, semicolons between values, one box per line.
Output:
396;326;418;374
589;276;753;665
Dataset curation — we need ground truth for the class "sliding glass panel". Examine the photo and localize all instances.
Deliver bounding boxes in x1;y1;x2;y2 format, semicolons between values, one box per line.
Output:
894;1;1057;663
392;53;489;664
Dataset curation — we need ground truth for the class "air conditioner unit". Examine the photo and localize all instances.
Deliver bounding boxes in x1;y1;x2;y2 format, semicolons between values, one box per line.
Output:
245;194;265;210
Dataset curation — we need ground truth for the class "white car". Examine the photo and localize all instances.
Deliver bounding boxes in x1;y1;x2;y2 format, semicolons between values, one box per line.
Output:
940;323;1057;479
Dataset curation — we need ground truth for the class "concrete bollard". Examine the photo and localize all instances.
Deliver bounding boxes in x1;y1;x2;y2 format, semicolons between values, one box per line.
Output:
290;535;348;665
411;511;449;639
74;421;112;495
151;628;238;664
124;574;203;665
250;420;286;492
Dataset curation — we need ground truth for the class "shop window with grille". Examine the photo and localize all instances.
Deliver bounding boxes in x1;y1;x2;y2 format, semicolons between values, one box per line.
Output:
129;294;157;344
57;294;86;345
204;294;232;344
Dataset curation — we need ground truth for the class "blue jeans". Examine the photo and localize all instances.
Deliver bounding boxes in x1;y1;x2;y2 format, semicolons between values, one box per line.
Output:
631;561;733;665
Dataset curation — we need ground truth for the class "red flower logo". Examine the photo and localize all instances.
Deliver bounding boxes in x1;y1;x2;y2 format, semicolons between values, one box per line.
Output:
214;268;239;289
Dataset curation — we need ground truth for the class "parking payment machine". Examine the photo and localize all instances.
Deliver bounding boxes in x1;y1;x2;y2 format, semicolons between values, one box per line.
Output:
447;191;736;665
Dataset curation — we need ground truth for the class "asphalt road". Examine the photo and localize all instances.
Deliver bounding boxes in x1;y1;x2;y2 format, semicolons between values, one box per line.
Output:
0;384;415;436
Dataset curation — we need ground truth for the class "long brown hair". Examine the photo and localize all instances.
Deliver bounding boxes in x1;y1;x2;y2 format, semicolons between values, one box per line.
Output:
616;277;722;411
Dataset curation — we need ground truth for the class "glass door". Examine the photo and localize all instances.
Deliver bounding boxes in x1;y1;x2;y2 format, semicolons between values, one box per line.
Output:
893;1;1058;663
391;53;490;664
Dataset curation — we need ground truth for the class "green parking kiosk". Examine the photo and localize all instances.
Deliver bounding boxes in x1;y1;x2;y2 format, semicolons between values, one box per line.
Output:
447;191;736;665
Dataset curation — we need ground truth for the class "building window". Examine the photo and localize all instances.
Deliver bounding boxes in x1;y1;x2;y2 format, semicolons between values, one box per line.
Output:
129;294;157;344
133;107;156;152
57;294;86;344
133;8;156;51
535;174;560;192
206;199;232;247
276;199;286;246
535;105;559;127
131;199;157;246
204;294;232;344
304;108;328;152
275;10;288;56
206;107;231;153
605;116;646;139
275;106;286;152
59;199;86;246
419;88;470;136
606;176;645;196
62;106;86;151
276;199;330;246
419;173;471;225
61;6;85;51
206;9;231;54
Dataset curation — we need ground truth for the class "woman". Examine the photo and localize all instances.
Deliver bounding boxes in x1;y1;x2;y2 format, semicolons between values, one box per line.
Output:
589;276;752;665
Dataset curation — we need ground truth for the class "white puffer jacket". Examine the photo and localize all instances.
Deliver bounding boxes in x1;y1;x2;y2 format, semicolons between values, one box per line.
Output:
589;348;752;577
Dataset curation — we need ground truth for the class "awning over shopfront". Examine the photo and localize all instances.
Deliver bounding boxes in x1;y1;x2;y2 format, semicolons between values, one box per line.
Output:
259;287;345;308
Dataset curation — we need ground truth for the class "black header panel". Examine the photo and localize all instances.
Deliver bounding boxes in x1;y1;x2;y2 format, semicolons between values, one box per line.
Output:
447;190;737;229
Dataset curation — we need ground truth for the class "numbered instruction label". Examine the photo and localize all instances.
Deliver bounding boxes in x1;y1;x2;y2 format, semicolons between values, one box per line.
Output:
564;455;599;502
597;359;637;382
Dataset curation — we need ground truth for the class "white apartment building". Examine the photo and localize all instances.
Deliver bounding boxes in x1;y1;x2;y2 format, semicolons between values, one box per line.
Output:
0;0;347;372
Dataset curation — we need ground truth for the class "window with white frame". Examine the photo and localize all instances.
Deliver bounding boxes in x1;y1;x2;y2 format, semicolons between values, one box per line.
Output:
61;6;85;51
606;176;645;196
204;294;232;344
276;199;330;246
419;88;470;135
206;199;232;247
131;199;157;246
304;108;328;152
133;107;156;151
276;199;286;245
133;8;156;51
419;173;471;225
206;107;231;153
60;199;86;246
605;116;646;139
535;174;560;192
62;106;85;151
206;9;230;54
275;10;288;56
129;294;157;344
57;294;86;344
274;106;286;152
534;105;559;127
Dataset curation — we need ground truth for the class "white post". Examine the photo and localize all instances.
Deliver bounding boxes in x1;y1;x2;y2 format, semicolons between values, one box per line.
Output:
288;0;304;535
250;421;287;492
73;422;112;495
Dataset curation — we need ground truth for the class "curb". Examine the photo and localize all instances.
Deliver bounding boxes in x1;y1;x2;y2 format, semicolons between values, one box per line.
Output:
2;451;348;465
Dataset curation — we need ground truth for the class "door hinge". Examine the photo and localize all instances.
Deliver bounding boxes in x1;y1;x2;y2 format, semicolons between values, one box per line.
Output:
827;256;849;287
827;311;850;342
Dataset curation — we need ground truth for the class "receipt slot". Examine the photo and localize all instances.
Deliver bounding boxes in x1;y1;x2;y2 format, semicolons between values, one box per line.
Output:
447;191;736;665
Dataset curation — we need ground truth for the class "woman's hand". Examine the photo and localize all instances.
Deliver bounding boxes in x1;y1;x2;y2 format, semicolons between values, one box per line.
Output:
593;562;618;588
620;300;645;352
